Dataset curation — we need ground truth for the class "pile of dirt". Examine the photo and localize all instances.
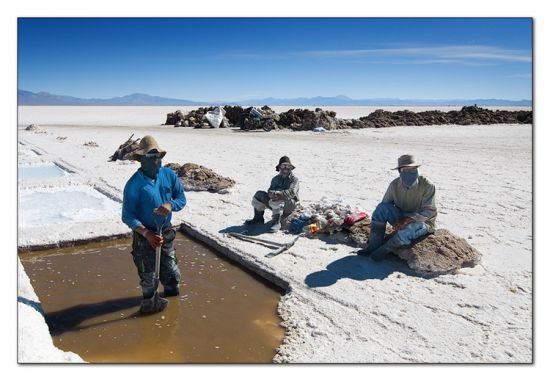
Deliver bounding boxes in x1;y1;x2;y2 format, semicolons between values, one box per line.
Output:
164;105;279;129
24;124;47;134
164;110;186;126
344;220;481;275
278;108;345;131
358;106;532;128
394;229;482;275
164;162;235;193
165;105;531;131
345;218;397;246
165;106;250;128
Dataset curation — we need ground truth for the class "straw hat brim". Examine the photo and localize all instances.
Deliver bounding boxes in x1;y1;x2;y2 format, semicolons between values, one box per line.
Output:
276;164;296;171
393;163;421;170
130;150;167;161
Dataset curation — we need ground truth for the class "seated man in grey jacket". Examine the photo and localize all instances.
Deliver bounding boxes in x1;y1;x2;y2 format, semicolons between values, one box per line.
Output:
358;154;437;261
245;156;300;232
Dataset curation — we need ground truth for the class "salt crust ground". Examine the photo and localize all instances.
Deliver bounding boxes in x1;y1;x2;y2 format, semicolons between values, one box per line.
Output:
17;107;532;363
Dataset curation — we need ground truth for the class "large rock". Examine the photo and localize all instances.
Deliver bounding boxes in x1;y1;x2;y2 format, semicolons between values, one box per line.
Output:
165;162;235;193
393;229;482;275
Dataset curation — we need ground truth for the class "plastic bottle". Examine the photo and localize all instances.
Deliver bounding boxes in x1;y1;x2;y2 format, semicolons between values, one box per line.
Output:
304;216;328;235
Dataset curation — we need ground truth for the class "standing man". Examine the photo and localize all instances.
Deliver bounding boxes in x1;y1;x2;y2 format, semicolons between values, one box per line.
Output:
122;135;187;313
358;154;437;261
244;156;300;232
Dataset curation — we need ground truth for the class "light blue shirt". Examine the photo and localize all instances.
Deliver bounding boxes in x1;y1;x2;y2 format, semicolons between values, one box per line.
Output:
122;167;186;231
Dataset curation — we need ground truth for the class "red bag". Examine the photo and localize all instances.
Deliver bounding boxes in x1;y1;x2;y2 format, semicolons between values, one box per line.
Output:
344;211;368;226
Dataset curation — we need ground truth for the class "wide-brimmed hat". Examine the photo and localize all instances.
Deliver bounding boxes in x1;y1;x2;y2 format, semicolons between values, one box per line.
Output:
393;154;421;170
130;135;167;161
276;156;295;171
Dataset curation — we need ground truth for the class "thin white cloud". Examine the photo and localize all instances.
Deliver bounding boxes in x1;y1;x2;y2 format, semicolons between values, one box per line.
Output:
299;45;532;63
362;59;497;66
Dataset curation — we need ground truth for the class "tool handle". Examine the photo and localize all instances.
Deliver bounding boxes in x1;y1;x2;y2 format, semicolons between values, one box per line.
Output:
154;245;162;279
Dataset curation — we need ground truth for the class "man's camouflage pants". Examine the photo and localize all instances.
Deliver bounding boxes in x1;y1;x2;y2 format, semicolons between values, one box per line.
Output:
131;226;180;298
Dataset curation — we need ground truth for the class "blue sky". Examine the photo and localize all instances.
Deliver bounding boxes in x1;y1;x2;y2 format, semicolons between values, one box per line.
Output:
18;18;533;101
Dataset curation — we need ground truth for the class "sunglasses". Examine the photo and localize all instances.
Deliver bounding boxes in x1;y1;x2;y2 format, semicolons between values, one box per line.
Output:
143;152;163;159
279;164;293;170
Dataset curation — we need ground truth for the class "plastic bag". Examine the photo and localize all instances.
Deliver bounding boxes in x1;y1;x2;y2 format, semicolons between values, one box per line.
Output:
203;107;226;128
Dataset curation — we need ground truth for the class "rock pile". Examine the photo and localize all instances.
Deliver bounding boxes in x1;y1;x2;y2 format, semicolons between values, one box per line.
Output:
25;124;47;134
165;106;245;128
278;108;345;131
164;105;280;129
164;162;235;193
165;105;531;131
357;106;532;128
394;229;482;275
345;220;482;275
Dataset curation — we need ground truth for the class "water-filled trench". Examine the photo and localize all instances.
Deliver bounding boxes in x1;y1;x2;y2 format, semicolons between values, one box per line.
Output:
19;232;286;363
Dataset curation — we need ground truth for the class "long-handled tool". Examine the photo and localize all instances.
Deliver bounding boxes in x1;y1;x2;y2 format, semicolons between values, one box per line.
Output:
265;234;303;258
226;232;303;258
153;221;163;295
149;213;167;313
226;232;282;249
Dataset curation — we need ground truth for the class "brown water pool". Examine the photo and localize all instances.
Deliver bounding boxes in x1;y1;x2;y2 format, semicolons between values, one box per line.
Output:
18;232;286;363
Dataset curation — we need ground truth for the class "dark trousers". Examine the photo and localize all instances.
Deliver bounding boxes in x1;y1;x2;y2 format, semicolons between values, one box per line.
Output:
252;190;298;216
131;226;180;298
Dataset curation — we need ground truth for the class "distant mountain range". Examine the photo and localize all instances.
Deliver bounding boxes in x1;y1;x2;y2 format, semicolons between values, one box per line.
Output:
17;90;532;107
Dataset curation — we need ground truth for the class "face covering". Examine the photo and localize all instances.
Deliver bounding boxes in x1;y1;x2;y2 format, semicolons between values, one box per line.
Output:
279;168;291;177
141;156;162;179
400;169;418;187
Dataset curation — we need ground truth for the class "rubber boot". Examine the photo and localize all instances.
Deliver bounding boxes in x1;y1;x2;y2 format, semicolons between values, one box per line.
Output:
245;209;265;225
163;285;180;297
357;221;386;257
140;293;168;314
370;235;402;262
268;214;282;233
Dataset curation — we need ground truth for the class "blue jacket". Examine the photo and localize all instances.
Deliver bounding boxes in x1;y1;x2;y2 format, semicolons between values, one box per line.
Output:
122;167;186;231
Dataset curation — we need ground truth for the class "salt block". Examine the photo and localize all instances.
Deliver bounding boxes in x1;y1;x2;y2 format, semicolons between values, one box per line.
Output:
393;229;482;275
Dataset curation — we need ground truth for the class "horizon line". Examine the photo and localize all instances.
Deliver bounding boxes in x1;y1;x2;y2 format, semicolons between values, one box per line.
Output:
17;89;532;103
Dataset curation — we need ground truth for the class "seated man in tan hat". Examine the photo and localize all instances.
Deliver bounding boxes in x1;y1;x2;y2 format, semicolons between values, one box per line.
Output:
122;135;187;313
357;154;437;261
244;156;300;232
